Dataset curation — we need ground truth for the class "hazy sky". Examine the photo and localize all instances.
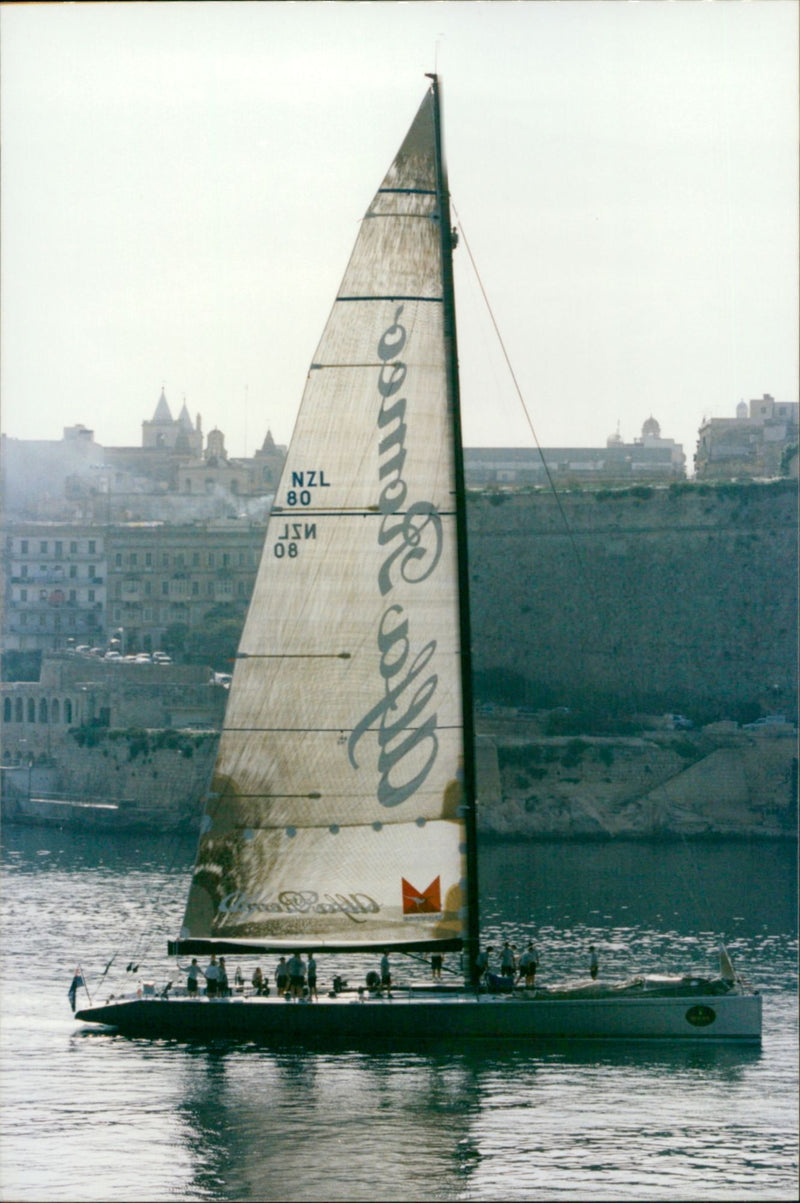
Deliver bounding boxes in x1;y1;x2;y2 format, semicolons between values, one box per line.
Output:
1;1;797;469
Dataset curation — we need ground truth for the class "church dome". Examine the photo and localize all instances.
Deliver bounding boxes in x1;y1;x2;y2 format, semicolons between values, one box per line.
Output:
641;416;661;439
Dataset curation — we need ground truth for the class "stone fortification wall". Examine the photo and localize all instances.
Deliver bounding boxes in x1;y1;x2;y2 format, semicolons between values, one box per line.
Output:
467;480;798;718
9;728;220;822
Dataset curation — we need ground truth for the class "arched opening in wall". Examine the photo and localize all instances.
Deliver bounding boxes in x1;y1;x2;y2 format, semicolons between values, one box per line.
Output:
51;699;61;724
64;699;73;724
3;698;11;722
39;699;48;723
27;698;36;723
15;698;23;723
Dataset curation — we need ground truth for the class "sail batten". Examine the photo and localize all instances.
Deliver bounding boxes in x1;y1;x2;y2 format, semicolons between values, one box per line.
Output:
177;83;469;956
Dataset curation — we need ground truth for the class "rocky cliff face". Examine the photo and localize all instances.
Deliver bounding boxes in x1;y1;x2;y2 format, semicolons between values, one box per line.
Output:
475;725;797;840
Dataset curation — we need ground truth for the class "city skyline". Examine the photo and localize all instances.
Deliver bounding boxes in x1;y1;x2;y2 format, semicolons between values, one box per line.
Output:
2;1;797;465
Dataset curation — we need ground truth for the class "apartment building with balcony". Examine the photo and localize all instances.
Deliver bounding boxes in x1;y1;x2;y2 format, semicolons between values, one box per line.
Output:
2;525;107;651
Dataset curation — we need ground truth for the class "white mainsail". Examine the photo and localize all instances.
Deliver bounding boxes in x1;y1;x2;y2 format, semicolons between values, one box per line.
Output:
178;87;469;952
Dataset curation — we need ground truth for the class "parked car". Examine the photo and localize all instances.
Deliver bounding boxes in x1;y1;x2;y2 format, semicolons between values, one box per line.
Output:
743;715;791;731
666;713;695;730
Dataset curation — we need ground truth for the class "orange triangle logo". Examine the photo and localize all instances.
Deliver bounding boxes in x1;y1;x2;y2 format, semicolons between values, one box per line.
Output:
402;876;441;914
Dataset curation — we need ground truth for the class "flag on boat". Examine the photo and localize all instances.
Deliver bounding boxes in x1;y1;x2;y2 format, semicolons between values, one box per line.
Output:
68;968;85;1012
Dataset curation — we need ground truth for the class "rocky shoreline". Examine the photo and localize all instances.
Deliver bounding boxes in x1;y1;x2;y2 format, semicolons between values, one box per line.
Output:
475;719;797;841
2;717;796;841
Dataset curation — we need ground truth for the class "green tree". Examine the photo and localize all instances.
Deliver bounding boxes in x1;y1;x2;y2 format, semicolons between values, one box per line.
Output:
185;603;248;671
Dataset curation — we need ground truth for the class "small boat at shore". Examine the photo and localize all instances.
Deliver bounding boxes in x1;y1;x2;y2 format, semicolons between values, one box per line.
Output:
76;75;761;1044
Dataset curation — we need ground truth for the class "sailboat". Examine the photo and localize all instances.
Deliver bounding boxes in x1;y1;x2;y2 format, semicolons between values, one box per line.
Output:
76;77;761;1043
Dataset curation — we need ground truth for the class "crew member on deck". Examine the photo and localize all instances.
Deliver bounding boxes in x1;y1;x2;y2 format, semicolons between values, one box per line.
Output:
204;954;220;997
380;952;392;994
187;958;201;998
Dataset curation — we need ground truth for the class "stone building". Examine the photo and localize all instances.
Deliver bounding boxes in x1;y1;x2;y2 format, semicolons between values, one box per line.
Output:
694;394;799;479
141;388;203;455
3;517;268;656
464;418;685;487
2;388;286;524
1;655;228;765
105;519;267;653
3;524;107;652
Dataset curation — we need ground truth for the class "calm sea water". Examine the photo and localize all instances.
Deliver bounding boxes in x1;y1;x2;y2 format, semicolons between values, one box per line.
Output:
1;827;796;1202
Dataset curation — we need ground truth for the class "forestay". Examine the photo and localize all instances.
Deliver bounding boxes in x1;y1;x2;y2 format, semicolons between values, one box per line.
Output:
176;88;468;954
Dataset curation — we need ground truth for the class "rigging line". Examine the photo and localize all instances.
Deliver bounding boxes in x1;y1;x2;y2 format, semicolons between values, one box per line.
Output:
101;820;198;985
451;202;603;624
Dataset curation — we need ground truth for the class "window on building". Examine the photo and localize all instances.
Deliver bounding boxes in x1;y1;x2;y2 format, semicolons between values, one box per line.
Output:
39;699;48;723
40;541;48;553
52;699;60;723
192;552;200;566
55;541;63;557
88;565;95;578
70;541;78;554
88;590;95;602
89;540;96;554
27;698;35;723
130;553;138;566
3;698;11;722
69;565;78;579
21;540;28;554
20;589;27;602
191;581;199;596
145;552;152;567
15;697;23;722
144;580;152;596
222;553;230;568
64;699;73;723
20;614;28;626
162;554;169;567
207;553;215;568
115;554;122;567
69;590;76;602
21;566;28;578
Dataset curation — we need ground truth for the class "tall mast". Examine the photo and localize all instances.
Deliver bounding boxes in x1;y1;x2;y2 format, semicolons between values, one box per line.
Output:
427;74;481;986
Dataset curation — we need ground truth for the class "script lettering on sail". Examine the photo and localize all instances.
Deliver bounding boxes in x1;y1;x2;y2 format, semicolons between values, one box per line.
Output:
348;306;442;808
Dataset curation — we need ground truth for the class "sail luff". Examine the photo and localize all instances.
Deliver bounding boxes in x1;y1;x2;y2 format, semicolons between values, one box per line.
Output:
428;75;481;987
